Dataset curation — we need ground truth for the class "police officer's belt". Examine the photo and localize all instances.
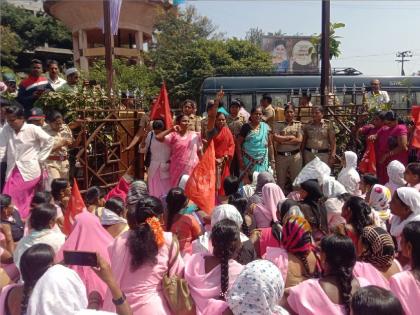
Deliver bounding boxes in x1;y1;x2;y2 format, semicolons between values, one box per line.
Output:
305;147;329;154
47;155;68;161
277;149;300;157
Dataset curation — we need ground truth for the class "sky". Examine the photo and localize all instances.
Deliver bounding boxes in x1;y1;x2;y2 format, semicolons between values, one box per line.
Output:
179;0;420;76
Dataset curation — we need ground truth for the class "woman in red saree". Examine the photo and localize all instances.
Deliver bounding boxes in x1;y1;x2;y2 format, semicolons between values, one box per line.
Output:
207;112;235;196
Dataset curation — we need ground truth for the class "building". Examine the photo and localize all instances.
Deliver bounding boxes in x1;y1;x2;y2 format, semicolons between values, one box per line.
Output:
44;0;173;72
6;0;44;14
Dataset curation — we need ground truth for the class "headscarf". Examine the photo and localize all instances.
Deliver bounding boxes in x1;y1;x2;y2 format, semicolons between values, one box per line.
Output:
322;176;347;198
396;187;420;214
278;199;304;225
55;212;113;299
359;226;395;269
254;183;286;228
390;187;420;239
211;204;243;228
227;260;288;315
247;172;276;210
282;215;314;254
299;180;328;235
386;160;407;195
301;180;323;202
255;172;275;197
338;151;361;196
125;180;148;212
193;204;247;256
368;184;391;221
293;157;331;187
27;264;88;315
100;207;127;226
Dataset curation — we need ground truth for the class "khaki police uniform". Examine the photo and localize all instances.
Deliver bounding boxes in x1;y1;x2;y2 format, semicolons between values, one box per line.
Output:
273;120;303;190
43;123;73;188
188;114;202;132
303;119;335;165
262;104;276;129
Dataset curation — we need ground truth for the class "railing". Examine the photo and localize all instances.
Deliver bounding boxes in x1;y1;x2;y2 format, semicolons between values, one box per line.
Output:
70;109;144;192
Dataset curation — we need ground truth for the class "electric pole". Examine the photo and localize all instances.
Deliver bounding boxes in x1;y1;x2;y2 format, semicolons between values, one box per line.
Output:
395;51;413;76
320;0;330;106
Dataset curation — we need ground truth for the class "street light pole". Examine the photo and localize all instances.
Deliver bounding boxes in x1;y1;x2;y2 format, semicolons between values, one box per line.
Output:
103;0;113;96
320;0;331;106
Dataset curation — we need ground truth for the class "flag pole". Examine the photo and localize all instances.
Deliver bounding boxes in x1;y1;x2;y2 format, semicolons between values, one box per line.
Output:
103;0;113;97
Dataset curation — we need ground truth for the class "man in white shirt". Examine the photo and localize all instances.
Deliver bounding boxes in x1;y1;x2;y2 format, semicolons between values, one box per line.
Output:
366;79;390;110
0;105;54;219
46;60;67;91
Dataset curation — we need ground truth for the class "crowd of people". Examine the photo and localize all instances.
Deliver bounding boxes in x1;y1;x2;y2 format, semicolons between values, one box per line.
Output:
0;60;420;315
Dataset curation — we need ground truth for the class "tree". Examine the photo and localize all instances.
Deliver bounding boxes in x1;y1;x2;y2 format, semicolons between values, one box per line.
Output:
0;25;23;67
151;6;273;104
245;27;264;47
309;22;345;60
88;59;160;105
0;2;72;52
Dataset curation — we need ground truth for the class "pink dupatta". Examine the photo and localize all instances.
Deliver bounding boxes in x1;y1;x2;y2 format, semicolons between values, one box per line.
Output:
254;183;286;228
184;253;244;315
55;212;113;299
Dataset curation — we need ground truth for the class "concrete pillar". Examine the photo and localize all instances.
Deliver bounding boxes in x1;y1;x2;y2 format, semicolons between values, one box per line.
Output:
134;30;143;64
78;29;89;72
135;30;144;51
72;32;80;68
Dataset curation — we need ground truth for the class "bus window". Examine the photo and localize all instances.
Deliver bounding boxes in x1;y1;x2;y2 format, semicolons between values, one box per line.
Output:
230;94;253;112
201;94;228;113
389;92;414;109
256;93;288;108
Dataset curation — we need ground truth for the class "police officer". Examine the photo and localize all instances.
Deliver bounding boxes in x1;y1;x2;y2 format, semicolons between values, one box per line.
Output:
272;104;303;191
181;99;201;132
302;105;336;166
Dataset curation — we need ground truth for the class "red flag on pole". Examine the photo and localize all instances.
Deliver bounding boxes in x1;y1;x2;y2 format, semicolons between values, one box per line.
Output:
410;106;420;149
150;82;173;130
359;140;377;175
185;141;216;214
63;179;86;235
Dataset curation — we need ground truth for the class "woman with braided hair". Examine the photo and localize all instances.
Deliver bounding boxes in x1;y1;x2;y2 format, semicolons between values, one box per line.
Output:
353;226;401;289
287;234;370;315
185;219;243;315
0;243;54;315
103;196;184;314
339;196;374;246
265;215;321;288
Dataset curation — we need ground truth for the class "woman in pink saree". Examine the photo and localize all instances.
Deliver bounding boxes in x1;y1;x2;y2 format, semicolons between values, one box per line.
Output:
185;219;244;315
55;212;114;305
156;114;202;188
389;221;420;315
287;234;370;315
103;196;184;315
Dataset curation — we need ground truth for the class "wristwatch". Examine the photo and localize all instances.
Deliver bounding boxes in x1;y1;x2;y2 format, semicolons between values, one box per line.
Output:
112;292;126;306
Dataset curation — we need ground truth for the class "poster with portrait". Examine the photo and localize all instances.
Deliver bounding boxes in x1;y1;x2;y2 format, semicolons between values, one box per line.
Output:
262;36;319;73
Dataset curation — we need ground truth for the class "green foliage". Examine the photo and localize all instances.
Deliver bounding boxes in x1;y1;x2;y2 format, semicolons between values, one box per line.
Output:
0;2;72;52
246;27;264;47
151;6;273;104
309;22;345;60
0;25;22;67
88;59;160;103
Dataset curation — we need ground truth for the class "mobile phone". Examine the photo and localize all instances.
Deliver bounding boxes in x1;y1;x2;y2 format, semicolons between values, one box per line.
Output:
89;80;97;86
63;250;98;267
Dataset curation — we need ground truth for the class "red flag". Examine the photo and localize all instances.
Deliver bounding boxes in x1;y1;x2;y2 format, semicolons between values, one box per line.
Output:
63;179;86;235
411;106;420;149
185;141;216;214
150;82;173;130
359;140;377;174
